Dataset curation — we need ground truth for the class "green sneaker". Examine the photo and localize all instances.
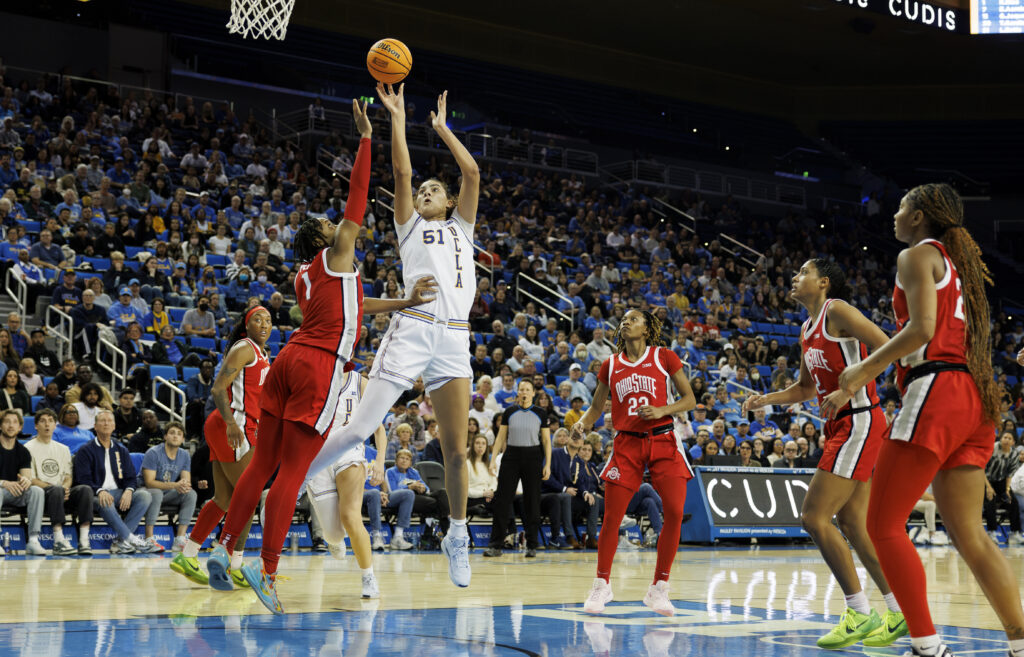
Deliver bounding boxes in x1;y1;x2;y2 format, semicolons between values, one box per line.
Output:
817;607;882;649
229;568;250;589
862;610;908;647
169;553;209;586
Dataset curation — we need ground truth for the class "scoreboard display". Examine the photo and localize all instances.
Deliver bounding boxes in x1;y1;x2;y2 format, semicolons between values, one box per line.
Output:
971;0;1024;33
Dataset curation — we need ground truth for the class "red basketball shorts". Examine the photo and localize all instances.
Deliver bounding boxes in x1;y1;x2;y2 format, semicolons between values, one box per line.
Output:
600;428;693;493
818;406;886;482
889;370;994;470
259;343;349;437
204;412;258;463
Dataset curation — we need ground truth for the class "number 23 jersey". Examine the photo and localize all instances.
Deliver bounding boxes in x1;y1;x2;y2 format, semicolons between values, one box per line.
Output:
599;346;682;434
395;208;476;322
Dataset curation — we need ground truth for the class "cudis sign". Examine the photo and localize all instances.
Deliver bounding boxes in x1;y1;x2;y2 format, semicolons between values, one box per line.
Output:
831;0;962;32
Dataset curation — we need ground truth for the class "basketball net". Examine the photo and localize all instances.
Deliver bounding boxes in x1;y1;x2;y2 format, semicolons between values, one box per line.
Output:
226;0;295;41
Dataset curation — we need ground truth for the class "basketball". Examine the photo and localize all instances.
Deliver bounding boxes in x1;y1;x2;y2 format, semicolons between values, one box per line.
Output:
367;38;412;84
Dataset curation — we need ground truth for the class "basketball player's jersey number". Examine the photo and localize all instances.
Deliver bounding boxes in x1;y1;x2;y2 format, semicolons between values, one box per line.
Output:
422;226;465;288
627;396;650;416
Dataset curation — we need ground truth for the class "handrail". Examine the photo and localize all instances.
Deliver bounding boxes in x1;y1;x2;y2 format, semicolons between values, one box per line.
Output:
4;269;27;318
151;375;186;424
44;306;73;364
718;233;765;269
713;375;824;430
96;336;127;393
514;272;575;328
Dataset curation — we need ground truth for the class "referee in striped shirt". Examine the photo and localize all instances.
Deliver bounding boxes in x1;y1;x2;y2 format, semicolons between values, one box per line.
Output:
483;379;551;558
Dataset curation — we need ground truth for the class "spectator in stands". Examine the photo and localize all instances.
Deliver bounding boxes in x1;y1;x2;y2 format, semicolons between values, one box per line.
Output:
137;257;171;304
25;330;59;378
570;440;602;549
65;364;115;408
71;288;106;361
466;433;497;510
0;329;18;373
19;358;43;397
207;291;229;330
587;327;614;364
180;294;217;338
567;364;592;404
385;423;419;463
52;403;92;454
564;396;587;429
772;441;803;469
30;229;68;274
107;286;143;337
262;292;290;332
389;401;425;444
26;408;93;555
125;279;150;317
75;410;159;554
37;380;64;414
141;297;169;336
0;409;46;556
6;313;28;357
141;421;197;553
0;369;30;418
750;406;780;438
494;373;518;409
547;341;573;378
113;388;141;442
542;428;582;550
488;318;516;356
383;449;438;550
151;324;207;369
50;269;82;317
185;360;214;404
469;344;493;381
128;410;163;453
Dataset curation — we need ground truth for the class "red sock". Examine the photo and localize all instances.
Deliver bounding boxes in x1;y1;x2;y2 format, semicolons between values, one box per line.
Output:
866;439;941;637
652;475;687;584
343;138;371;227
188;499;226;546
219;413;286;555
258;419;324;576
596;482;632;582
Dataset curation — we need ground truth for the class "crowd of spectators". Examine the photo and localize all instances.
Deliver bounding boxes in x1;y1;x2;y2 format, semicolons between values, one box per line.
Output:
1;64;1023;552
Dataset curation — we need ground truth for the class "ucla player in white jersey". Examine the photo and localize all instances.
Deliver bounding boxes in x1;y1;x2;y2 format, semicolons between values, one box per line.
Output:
307;82;479;588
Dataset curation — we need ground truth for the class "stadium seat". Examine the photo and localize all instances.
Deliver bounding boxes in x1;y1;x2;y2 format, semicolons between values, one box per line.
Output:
181;367;199;382
30;396;41;411
130;453;145;481
82;257;110;271
20;416;34;438
190;337;217;351
269;328;281;344
168;308;188;324
18;220;41;233
126;246;144;260
150;365;178;382
206;254;229;266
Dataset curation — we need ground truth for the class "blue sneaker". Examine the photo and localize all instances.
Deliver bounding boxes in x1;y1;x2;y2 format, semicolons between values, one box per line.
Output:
240;561;284;615
206;545;234;591
441;532;471;588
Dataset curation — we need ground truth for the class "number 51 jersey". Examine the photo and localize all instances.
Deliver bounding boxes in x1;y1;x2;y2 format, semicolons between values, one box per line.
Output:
395;208;476;323
599;346;683;434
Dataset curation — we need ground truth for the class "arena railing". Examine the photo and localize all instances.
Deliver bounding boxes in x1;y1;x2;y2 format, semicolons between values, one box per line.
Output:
96;335;127;394
514;273;575;329
151;375;185;425
718;376;824;431
4;269;27;320
44;305;72;364
718;233;765;270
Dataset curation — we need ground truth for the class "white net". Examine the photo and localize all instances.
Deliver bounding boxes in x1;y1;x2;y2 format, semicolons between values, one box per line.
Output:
226;0;296;41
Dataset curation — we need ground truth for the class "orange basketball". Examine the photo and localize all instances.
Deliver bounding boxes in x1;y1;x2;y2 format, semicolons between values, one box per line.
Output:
367;38;412;84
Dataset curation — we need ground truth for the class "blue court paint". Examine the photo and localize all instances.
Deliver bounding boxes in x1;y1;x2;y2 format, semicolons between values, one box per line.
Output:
0;589;1011;656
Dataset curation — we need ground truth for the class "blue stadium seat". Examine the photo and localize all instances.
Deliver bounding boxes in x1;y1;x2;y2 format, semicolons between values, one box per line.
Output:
268;343;281;357
787;324;801;336
755;365;771;379
21;416;34;438
284;248;294;260
126;246;144;259
181;366;199;382
30;395;41;412
82;257;110;271
362;283;373;296
150;364;178;382
168;307;188;324
190;337;217;351
206;254;229;266
130;453;145;480
42;376;53;387
554;376;568;386
269;328;281;344
18;220;41;234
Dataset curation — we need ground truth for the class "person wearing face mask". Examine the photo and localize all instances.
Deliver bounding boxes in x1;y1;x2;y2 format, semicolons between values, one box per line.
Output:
247;267;275;304
181;294;217;338
226;267;251;311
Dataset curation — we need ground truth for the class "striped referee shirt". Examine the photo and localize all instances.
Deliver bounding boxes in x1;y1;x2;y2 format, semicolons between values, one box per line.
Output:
501;404;549;448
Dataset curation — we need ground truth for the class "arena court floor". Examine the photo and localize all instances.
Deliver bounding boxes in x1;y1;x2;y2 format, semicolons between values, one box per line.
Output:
0;545;1017;656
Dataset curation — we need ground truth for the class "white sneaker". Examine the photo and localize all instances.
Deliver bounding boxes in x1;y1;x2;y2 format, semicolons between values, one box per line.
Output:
618;534;639;551
620;516;638;530
327;543;346;560
643;528;659;548
25;537;47;556
1009;532;1024;546
361;572;380;599
52;539;77;556
390;535;414;551
643;580;676;617
172;536;187;553
912;528;930;545
583;621;613;653
371;532;386;551
583;577;614;614
440;532;472;588
988;530;1002;544
110;538;135;554
930;530;950;546
131;535;165;554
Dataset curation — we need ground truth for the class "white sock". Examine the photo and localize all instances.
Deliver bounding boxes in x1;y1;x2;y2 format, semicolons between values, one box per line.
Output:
182;539;201;559
230;551;244;571
1009;638;1024;657
449;517;467;537
53;527;65;543
27;533;40;544
883;592;901;613
361;566;374;577
844;591;871;615
79;527;90;545
394;528;404;540
910;634;942;655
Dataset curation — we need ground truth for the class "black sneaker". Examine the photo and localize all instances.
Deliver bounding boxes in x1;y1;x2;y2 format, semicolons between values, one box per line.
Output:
909;645;954;656
311;537;328;552
525;548;537;558
482;547;503;557
78;543;93;556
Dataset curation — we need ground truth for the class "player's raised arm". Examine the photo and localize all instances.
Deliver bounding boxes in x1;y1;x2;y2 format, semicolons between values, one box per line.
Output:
327;99;372;273
430;90;479;223
377;82;415;225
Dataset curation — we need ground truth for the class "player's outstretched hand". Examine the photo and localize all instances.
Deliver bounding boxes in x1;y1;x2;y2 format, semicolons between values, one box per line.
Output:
408;276;438;306
352;98;371;139
429;90;448;133
742;394;767;415
376;82;404;118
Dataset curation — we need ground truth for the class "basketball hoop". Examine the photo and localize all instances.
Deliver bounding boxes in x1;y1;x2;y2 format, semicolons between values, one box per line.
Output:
226;0;295;41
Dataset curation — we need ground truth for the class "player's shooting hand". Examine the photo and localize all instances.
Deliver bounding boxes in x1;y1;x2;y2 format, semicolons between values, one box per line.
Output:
429;90;448;133
376;82;405;118
409;276;438;306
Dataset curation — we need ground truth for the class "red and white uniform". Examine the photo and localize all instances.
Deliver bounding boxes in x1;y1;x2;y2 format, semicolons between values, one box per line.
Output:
889;238;993;469
260;248;363;436
800;299;885;481
598;346;693;492
205;338;271;462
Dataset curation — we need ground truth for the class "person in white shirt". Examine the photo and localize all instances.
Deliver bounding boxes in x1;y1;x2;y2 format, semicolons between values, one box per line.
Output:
26;408;95;555
469;394;496;444
605;228;626;249
587;327;614;363
207;223;233;255
179;143;209;171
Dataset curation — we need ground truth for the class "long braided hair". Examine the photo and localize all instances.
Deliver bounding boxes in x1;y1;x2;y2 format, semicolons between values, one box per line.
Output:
613;310;664;353
906;183;999;424
293;218;331;264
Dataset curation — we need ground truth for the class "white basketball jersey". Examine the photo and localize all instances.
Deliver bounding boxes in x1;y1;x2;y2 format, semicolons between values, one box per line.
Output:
395;208;476;322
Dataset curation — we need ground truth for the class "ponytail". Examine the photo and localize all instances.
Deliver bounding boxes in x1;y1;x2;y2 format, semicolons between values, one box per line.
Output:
810;258;849;302
907;183;1000;424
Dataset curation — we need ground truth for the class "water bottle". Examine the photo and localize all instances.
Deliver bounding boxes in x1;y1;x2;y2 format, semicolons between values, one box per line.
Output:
2;532;8;552
290;532;298;552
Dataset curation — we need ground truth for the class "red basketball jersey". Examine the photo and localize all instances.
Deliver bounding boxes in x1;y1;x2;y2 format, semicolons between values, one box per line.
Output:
800;298;879;412
288;248;364;362
228;337;270;436
892;238;967;388
600;346;682;434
